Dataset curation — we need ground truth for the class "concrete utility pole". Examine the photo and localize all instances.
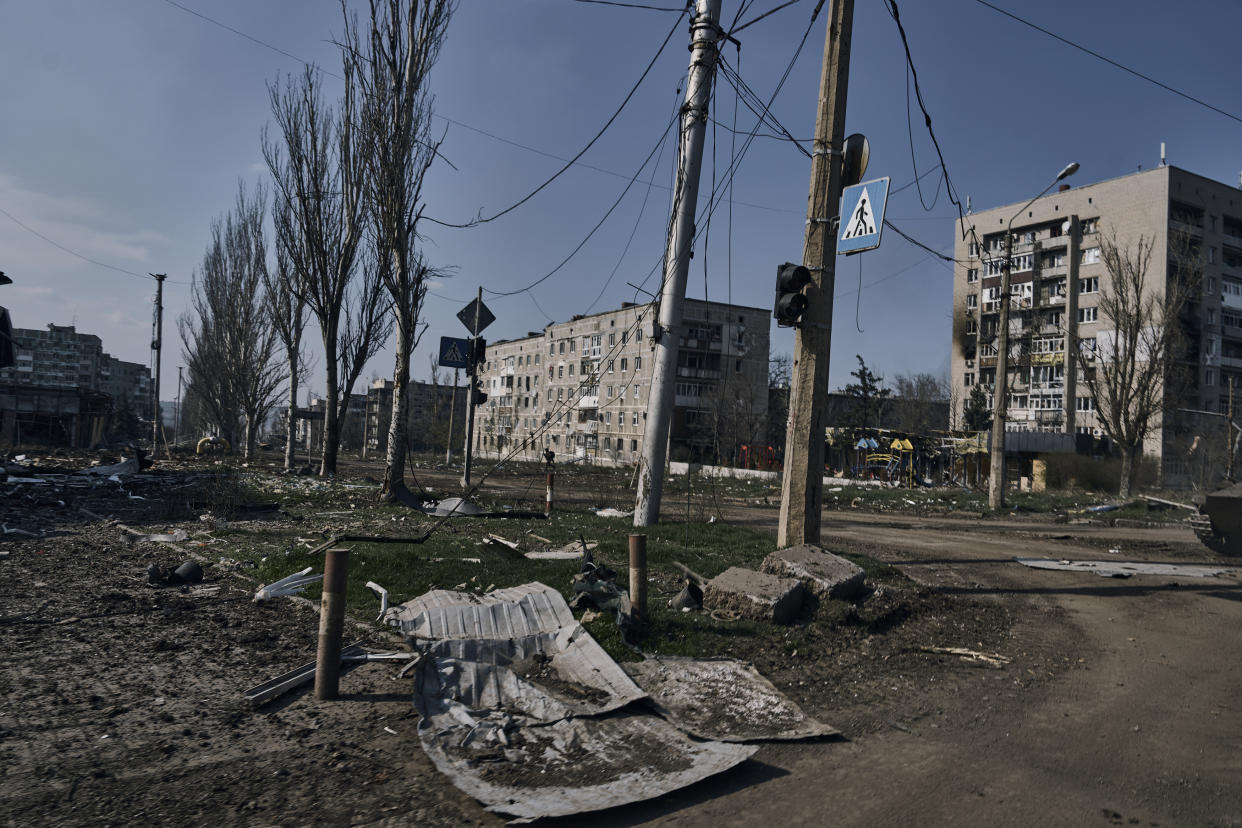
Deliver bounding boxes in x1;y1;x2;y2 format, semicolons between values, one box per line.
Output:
988;232;1015;511
1228;377;1236;481
175;365;183;448
989;163;1078;510
634;0;724;527
461;287;482;489
1063;215;1081;435
150;273;166;459
777;0;855;548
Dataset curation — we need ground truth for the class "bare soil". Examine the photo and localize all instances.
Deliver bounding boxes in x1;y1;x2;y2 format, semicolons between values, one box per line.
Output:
3;457;1240;827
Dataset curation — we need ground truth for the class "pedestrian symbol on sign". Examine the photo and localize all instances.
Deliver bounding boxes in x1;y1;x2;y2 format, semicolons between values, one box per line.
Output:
841;187;876;240
837;176;889;255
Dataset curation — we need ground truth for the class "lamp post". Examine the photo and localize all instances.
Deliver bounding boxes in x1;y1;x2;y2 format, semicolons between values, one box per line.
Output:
989;162;1079;510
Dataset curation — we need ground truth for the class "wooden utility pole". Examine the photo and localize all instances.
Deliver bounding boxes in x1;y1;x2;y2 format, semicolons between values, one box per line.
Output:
150;273;166;459
634;0;723;527
777;0;854;548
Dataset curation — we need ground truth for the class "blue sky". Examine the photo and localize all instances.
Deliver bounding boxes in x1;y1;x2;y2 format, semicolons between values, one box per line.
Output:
2;0;1240;400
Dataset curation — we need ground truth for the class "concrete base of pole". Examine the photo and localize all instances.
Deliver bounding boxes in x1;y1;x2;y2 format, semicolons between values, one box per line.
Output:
629;534;647;622
314;548;349;701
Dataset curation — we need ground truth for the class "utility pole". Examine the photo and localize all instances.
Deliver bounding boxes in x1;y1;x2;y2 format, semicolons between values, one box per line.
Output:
634;0;723;527
988;233;1014;510
777;0;855;548
150;273;166;459
1062;215;1081;435
1228;376;1236;481
175;365;183;448
461;287;482;489
446;367;458;465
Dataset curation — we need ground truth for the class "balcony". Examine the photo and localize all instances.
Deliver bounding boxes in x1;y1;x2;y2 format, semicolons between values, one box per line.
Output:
578;395;599;409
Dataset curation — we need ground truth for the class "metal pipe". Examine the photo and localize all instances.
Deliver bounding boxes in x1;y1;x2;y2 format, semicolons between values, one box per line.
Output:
629;534;648;622
314;548;349;701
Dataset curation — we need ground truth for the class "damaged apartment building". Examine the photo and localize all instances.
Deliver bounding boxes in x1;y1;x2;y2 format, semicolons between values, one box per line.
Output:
951;163;1242;487
0;323;152;448
473;298;770;466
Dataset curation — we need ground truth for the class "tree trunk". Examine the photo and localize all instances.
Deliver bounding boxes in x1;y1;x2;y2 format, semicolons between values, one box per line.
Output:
381;316;412;503
321;336;339;477
1118;444;1141;498
243;413;256;460
284;348;298;472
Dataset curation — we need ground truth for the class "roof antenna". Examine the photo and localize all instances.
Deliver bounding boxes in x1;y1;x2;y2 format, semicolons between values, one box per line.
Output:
1160;142;1167;167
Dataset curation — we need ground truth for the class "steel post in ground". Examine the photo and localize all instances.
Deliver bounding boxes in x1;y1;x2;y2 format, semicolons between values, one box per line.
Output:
629;534;647;622
545;472;554;515
314;548;350;701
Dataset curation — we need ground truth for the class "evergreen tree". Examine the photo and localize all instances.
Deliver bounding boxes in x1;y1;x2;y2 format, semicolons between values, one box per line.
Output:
963;385;993;432
842;355;891;430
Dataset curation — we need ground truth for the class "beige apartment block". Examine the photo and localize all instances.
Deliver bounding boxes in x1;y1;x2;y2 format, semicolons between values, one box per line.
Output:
473;298;770;467
951;164;1242;486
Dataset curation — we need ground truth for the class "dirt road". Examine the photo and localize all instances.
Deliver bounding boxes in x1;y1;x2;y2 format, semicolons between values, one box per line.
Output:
596;512;1242;827
2;464;1239;827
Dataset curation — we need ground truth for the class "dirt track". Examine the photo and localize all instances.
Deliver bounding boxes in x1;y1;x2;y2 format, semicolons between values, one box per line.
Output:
2;466;1240;827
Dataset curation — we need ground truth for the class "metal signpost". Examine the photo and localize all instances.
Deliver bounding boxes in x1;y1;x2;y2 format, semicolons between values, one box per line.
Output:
458;289;494;489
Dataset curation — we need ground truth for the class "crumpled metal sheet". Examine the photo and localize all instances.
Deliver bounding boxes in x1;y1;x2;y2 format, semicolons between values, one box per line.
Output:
414;653;756;822
383;582;574;640
397;582;758;821
622;656;838;742
1014;557;1238;579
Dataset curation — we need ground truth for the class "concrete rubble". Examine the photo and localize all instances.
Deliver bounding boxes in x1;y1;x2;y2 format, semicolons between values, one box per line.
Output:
703;566;804;625
761;544;866;601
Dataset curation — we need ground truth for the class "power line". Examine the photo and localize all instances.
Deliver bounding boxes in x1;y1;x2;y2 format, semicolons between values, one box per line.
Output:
570;0;688;10
0;204;187;285
969;0;1242;126
424;7;688;229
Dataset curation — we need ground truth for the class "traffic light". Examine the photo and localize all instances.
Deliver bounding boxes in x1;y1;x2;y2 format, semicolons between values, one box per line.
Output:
471;380;488;407
469;337;487;373
773;262;811;327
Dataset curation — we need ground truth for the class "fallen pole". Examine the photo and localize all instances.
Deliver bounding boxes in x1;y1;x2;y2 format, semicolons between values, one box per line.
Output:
314;548;349;701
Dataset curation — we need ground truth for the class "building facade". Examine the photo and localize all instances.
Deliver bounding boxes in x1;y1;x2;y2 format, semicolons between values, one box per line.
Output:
363;377;466;457
951;165;1241;486
473;298;770;466
0;323;152;447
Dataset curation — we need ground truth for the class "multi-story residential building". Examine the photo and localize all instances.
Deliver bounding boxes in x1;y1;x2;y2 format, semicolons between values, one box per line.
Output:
951;164;1242;486
0;323;153;446
362;377;466;457
473;298;770;466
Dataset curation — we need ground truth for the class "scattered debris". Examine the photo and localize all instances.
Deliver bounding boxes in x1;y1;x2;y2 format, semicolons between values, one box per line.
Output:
761;545;866;601
703;567;804;625
393;583;756;821
84;457;140;478
915;646;1011;668
365;581;390;620
1141;495;1196;511
590;507;633;518
525;538;597;560
669;580;703;610
253;567;323;602
242;643;365;705
1015;557;1238;579
621;657;838;742
484;533;521;555
2;525;39;538
120;527;189;545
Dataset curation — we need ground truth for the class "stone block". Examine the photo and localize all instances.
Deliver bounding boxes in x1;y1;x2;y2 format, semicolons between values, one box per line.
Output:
702;567;803;625
760;545;865;601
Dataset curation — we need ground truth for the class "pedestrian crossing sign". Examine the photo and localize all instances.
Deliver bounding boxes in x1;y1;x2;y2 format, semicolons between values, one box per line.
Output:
438;335;470;369
837;176;889;255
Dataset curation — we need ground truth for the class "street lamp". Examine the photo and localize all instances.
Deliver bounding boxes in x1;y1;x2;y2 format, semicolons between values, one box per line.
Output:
988;162;1079;510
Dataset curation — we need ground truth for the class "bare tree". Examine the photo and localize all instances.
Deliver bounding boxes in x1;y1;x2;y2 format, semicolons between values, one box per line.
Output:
1077;230;1201;497
891;371;949;434
343;0;454;502
180;183;285;459
263;241;311;471
264;64;371;476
